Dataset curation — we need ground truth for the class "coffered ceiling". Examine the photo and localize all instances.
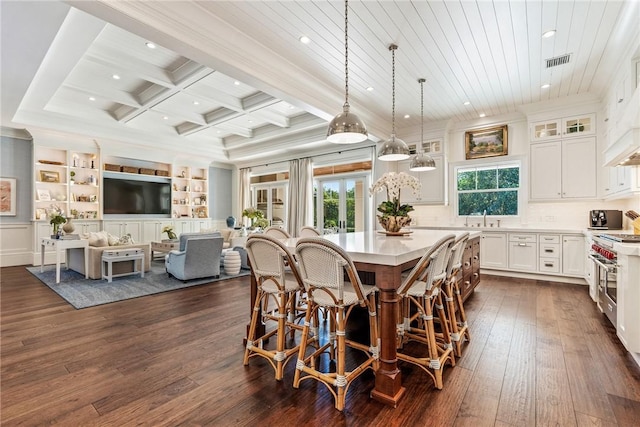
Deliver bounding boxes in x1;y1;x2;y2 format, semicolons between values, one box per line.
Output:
2;1;638;167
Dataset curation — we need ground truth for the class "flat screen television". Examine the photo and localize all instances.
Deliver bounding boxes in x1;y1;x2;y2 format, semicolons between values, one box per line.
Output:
103;177;171;215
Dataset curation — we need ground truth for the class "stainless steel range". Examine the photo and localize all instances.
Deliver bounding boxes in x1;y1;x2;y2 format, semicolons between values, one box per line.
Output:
590;233;640;326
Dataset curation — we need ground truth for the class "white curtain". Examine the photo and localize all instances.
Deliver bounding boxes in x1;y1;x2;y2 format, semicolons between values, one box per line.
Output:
287;158;313;236
239;168;251;223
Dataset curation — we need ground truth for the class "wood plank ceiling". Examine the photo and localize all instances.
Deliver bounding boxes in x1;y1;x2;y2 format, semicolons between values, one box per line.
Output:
4;0;636;165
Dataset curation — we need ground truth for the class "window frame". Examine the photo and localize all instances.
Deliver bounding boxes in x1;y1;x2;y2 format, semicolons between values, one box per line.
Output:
451;156;526;219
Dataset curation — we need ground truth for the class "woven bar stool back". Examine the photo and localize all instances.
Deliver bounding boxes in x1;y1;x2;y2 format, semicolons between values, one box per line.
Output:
293;238;379;411
264;226;291;239
298;226;322;237
396;234;456;390
443;232;471;356
243;234;306;380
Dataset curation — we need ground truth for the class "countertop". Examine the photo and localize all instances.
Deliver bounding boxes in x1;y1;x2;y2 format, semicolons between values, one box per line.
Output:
413;225;588;235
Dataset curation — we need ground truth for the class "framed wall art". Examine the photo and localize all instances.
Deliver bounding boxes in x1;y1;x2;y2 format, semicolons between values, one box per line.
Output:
465;124;508;160
0;177;17;216
39;170;60;183
37;189;51;201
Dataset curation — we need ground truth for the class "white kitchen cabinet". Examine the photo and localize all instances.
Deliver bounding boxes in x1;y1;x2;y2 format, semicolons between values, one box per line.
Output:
508;234;537;272
530;119;561;141
75;220;100;234
561;114;595;137
142;219;175;243
538;234;560;274
398;155;446;205
562;235;585;277
604;166;639;198
530;137;597;200
103;221;142;243
480;232;508;269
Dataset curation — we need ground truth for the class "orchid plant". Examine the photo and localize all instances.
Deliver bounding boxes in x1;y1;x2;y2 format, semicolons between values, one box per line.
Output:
369;172;421;218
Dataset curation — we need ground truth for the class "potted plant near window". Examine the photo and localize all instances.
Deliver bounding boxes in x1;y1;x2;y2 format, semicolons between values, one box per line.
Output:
369;172;421;234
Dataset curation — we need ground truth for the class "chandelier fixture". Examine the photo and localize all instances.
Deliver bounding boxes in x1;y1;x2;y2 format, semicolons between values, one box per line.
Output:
410;78;436;171
377;44;410;161
326;0;368;144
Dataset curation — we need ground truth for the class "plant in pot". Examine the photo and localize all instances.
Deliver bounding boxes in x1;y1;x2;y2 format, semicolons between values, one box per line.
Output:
162;225;177;241
369;172;421;233
47;206;66;238
242;207;265;229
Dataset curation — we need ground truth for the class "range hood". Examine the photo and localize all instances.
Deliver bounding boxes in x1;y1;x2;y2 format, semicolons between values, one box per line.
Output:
604;88;640;167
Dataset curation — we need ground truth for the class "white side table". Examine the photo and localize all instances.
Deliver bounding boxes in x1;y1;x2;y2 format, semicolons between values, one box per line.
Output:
101;248;145;283
40;238;89;284
224;250;242;275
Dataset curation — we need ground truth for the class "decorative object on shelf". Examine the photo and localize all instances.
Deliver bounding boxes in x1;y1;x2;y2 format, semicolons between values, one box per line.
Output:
47;205;66;238
39;170;60;183
37;189;51;201
181;171;186;178
70;171;75;182
104;163;120;172
369;172;420;233
326;0;368;144
39;160;64;166
226;216;236;228
162;225;177;240
465;124;508;160
0;177;17;216
378;44;410;161
62;217;75;234
410;78;437;172
199;195;206;205
242;207;265;229
224;250;242;275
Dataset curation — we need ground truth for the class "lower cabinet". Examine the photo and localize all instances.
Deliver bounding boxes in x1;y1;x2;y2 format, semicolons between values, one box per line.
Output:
103;221;142;243
75;220;100;234
460;236;481;301
562;234;585;277
142;220;175;243
508;233;537;272
480;232;508;269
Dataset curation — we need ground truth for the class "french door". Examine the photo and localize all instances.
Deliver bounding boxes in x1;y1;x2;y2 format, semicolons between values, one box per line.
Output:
315;174;369;233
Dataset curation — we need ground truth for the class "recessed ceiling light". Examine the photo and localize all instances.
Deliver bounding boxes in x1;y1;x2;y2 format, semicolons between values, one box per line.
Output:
88;96;96;101
248;119;253;123
541;83;551;89
145;42;156;49
216;130;221;134
193;101;200;105
463;101;471;106
112;74;120;80
234;81;240;86
288;105;295;110
404;114;410;119
366;86;374;92
163;116;169;120
299;35;311;44
479;113;486;118
542;30;556;38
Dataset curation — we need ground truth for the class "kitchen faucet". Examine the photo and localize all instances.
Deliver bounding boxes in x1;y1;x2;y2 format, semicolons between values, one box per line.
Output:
483;209;487;227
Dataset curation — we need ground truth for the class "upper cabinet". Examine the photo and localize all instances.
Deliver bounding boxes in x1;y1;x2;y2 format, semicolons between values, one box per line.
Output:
33;146;100;221
530;114;595;142
399;139;446;205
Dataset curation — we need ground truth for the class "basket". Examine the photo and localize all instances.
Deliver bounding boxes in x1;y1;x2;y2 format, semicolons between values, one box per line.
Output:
104;164;120;172
139;168;155;175
121;166;138;174
155;170;169;177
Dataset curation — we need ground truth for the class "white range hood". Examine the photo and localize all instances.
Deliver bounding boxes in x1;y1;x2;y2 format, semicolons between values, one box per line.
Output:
604;88;640;166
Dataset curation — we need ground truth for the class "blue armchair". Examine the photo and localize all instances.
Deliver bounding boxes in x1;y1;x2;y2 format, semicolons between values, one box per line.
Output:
165;233;224;281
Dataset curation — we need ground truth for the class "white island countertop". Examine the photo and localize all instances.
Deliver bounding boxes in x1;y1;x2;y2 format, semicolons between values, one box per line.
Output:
286;229;481;267
413;225;589;235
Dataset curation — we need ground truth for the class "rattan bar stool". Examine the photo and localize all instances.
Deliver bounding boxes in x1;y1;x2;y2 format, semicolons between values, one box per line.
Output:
293;238;379;411
298;226;322;237
396;234;456;390
442;232;471;357
264;226;291;239
244;234;311;380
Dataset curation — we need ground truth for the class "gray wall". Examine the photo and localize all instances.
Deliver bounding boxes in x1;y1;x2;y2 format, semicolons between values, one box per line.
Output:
208;166;232;221
0;136;32;223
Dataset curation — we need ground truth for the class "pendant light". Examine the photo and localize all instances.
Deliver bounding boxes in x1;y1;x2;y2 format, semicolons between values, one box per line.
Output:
377;44;410;161
326;0;368;144
410;78;436;171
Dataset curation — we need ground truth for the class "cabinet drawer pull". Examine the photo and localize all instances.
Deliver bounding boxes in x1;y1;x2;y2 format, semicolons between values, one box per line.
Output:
545;249;553;253
518;243;527;247
544;262;554;267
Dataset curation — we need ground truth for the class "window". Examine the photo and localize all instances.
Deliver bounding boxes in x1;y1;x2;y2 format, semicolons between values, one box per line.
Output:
456;162;520;216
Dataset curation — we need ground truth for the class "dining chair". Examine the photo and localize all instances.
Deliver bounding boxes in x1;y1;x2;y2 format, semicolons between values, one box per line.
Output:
396;234;456;390
441;232;471;356
244;234;311;380
298;226;321;237
264;226;291;239
293;237;379;411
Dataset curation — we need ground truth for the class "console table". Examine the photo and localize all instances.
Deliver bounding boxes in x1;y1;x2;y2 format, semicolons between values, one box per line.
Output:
151;240;179;260
40;238;89;284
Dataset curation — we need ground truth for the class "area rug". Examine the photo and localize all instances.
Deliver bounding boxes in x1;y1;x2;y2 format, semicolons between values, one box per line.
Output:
26;262;250;309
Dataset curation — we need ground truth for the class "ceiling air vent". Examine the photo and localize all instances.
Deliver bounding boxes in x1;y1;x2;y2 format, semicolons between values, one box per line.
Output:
546;54;571;68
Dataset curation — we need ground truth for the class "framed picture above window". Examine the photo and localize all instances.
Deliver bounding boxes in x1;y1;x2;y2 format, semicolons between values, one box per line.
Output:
465;125;508;160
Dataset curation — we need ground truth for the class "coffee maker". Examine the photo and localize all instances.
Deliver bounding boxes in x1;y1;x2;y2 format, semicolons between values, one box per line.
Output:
589;210;623;229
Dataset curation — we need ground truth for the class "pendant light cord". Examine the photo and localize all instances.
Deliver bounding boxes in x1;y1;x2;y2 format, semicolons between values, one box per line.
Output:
390;44;397;134
420;78;425;148
344;0;349;106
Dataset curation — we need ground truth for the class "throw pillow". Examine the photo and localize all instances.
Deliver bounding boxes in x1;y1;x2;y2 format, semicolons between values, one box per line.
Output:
88;231;109;247
118;233;135;245
107;233;120;246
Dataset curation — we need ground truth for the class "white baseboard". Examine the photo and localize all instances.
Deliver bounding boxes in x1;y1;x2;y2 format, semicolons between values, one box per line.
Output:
0;252;34;267
481;268;587;285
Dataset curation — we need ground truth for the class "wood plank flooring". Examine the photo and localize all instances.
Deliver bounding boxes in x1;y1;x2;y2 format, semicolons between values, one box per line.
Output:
2;266;640;426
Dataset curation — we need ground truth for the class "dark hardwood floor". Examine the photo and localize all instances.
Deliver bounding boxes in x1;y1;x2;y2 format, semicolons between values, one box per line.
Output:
2;265;640;426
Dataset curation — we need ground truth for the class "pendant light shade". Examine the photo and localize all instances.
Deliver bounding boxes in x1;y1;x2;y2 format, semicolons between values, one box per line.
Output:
410;78;436;171
378;44;410;161
327;0;368;144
